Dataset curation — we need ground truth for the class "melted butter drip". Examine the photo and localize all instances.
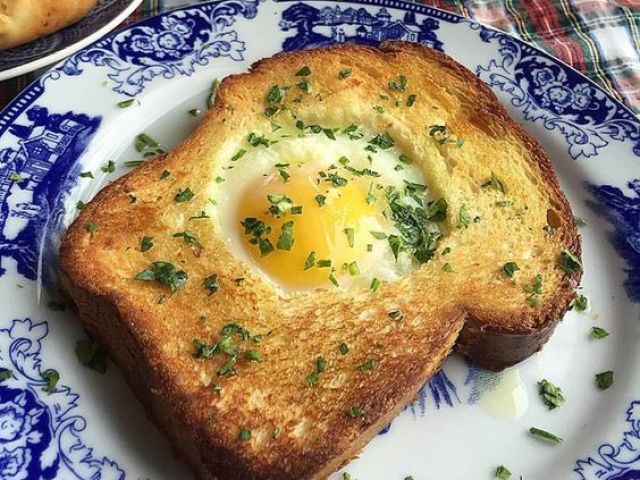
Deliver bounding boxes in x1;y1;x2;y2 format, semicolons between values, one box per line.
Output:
479;368;529;420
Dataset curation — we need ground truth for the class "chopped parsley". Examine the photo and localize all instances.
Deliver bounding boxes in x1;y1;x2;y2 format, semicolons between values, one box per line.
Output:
305;356;329;387
231;149;247;162
295;66;311;76
358;359;379;371
524;274;544;307
442;262;454;272
304;251;316;270
75;340;108;373
327;172;348;187
173;230;203;251
160;169;171;179
247;132;275;148
370;277;381;292
9;172;25;183
560;250;582;274
344;228;355;248
457;204;471;229
76;201;85;210
175;188;195;203
502;262;520;278
134;133;159;152
40;369;60;394
495;465;512;479
529;427;563;444
117;99;136;108
239;427;252;441
124;160;144;168
573;294;589;312
346;407;365;418
79;171;94;179
590;326;609;339
85;221;98;235
428;124;463;147
140;236;154;252
189;211;210;220
406;94;417;107
399;153;412;164
537;379;565;410
266;85;285;104
267;194;297;217
388;75;407;91
188;108;201;117
314;194;326;207
241;217;274;257
298;80;312;94
135;261;188;292
101;160;116;173
244;349;262;362
203;274;219;294
481;172;506;193
369;132;395;150
595;371;614;390
0;369;12;382
338;68;352;79
339;343;349;355
276;221;295;250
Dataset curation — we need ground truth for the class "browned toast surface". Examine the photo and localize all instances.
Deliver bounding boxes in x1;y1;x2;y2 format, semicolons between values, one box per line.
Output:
59;42;581;480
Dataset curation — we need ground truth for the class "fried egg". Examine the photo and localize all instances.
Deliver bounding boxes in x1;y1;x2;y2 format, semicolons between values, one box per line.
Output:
211;124;435;292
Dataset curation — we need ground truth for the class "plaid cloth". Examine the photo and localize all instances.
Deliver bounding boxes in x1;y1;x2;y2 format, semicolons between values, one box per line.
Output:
1;0;639;112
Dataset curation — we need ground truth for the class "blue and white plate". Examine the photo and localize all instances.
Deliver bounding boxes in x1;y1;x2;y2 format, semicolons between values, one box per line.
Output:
0;1;639;478
0;0;143;81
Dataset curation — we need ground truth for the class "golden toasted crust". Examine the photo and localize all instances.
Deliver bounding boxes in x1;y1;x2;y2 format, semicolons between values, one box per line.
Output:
59;42;581;480
0;0;97;49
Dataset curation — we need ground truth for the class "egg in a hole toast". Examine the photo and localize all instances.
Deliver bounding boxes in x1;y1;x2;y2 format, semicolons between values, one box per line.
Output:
59;41;582;480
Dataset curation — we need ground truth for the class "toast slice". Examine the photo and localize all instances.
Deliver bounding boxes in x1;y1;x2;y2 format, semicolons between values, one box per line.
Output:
59;42;581;480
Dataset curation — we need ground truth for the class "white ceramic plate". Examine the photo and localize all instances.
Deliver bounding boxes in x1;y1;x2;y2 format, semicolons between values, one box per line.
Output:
0;1;638;479
0;0;143;81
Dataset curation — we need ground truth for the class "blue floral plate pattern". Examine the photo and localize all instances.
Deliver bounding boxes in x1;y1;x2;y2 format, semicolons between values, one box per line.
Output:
0;0;143;81
0;1;638;478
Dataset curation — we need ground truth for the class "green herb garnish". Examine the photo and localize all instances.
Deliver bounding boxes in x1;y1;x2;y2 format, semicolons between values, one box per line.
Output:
75;340;108;373
140;236;154;252
175;188;195;203
596;371;614;390
495;465;512;479
339;343;349;355
203;274;219;294
529;427;563;444
590;326;609;339
502;262;520;278
231;149;247;162
117;99;136;108
358;359;379;371
40;369;59;394
481;172;506;193
458;204;471;229
346;407;365;418
101;160;116;173
295;66;311;76
560;250;582;274
338;68;352;79
173;230;203;251
239;427;252;441
134;133;159;152
573;294;589;312
277;221;295;250
537;379;565;410
370;277;381;292
135;261;188;292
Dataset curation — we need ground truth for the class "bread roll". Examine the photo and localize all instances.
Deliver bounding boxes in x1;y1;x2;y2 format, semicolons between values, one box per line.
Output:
0;0;98;50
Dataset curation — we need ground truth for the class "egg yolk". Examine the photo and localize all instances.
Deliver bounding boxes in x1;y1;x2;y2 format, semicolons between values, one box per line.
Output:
235;170;381;289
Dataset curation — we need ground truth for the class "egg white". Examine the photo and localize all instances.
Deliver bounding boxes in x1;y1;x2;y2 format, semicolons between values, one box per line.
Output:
209;126;430;293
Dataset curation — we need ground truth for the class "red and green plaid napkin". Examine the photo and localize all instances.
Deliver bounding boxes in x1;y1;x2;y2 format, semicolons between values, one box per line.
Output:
1;0;639;112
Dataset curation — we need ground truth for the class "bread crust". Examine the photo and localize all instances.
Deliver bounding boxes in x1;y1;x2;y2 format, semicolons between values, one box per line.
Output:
0;0;97;49
59;42;582;479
